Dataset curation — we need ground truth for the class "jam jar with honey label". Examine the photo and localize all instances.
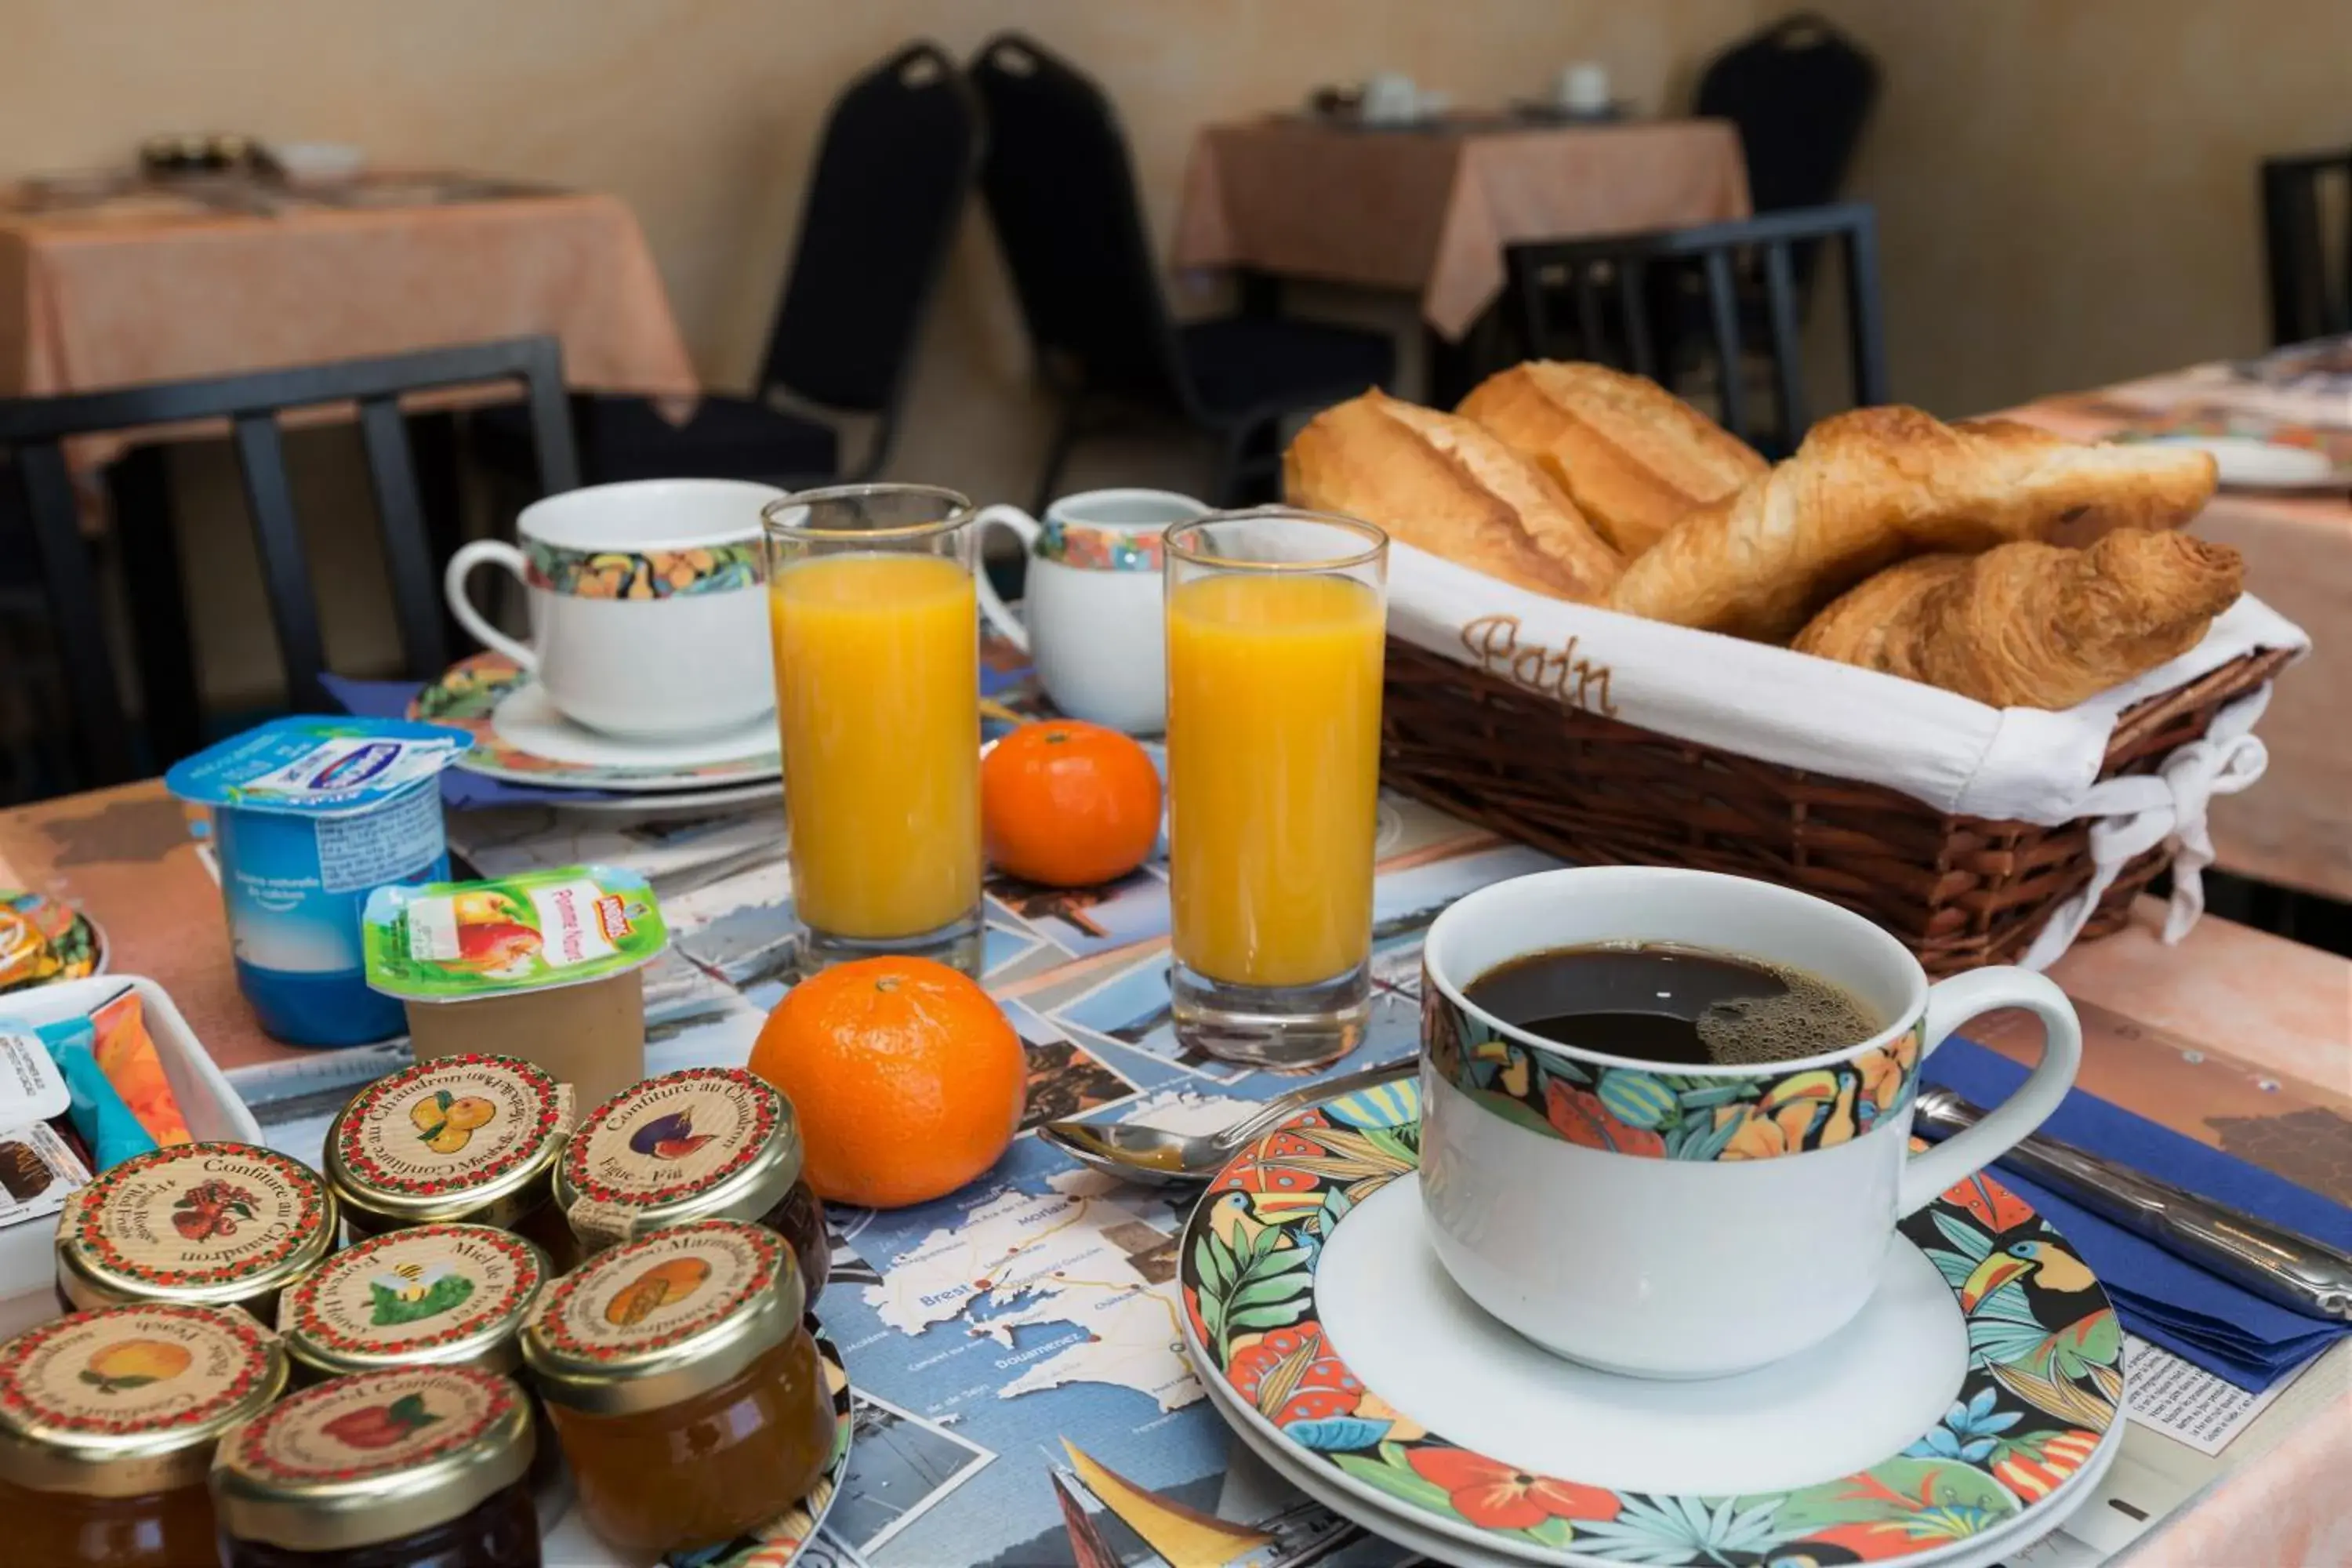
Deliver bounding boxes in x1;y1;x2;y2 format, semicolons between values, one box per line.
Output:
55;1142;338;1318
555;1066;829;1299
324;1052;579;1272
521;1218;831;1556
277;1223;547;1382
210;1364;538;1567
0;1302;289;1567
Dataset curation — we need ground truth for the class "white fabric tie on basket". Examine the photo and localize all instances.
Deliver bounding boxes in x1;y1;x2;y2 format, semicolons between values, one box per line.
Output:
1385;543;2312;961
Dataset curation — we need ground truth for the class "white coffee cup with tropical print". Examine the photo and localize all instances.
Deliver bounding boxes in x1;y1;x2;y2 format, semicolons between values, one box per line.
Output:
445;479;785;739
1418;866;2082;1380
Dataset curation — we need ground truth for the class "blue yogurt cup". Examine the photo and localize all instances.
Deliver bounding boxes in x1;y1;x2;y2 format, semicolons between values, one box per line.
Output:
165;717;473;1047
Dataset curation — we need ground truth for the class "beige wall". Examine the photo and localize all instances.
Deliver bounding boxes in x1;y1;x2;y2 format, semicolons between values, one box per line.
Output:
1811;0;2352;418
2;0;1757;702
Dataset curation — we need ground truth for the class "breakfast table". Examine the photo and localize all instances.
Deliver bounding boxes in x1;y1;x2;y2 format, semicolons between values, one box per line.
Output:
2003;355;2352;906
0;750;2343;1564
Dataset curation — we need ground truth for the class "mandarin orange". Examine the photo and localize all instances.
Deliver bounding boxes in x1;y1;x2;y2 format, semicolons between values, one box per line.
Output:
750;956;1025;1209
982;720;1162;887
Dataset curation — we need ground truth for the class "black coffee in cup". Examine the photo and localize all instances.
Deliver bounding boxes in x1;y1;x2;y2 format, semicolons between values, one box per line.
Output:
1462;942;1883;1067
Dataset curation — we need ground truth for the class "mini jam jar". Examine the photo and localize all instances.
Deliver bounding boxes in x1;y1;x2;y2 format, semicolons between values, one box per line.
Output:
55;1142;338;1319
521;1219;831;1557
323;1053;579;1272
554;1066;829;1301
0;1303;289;1568
276;1225;548;1384
210;1365;539;1567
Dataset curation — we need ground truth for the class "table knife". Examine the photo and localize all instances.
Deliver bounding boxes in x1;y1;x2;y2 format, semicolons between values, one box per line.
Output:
1912;1087;2352;1322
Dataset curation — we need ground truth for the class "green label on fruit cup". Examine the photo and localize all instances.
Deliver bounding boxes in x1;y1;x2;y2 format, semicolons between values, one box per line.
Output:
361;865;668;1002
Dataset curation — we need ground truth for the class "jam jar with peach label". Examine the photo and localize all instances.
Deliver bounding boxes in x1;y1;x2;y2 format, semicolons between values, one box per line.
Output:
277;1224;547;1382
55;1142;338;1317
324;1053;579;1271
554;1066;828;1299
210;1364;538;1566
521;1218;830;1556
0;1302;289;1567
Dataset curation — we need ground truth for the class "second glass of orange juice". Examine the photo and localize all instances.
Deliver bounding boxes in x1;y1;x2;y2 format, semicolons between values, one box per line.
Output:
1165;508;1388;1068
763;485;982;978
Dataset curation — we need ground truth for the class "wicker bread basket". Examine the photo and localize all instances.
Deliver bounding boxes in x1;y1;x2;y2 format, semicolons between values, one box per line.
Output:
1381;641;2296;978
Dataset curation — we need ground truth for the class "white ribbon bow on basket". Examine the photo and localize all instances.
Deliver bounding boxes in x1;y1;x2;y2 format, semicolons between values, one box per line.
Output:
2020;684;2276;971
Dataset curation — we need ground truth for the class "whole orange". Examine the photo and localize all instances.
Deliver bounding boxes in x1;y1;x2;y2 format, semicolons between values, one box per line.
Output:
982;720;1163;887
750;956;1025;1209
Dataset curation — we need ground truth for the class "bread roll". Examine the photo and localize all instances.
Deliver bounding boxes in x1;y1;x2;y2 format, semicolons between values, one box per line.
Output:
1792;528;2244;709
1283;389;1622;601
1459;361;1766;555
1609;406;2220;641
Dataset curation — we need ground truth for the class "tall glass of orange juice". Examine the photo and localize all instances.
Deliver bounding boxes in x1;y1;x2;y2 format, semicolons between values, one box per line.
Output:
762;485;983;978
1165;508;1388;1068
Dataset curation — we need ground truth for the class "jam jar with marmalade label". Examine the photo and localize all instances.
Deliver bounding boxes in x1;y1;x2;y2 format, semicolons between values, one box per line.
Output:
55;1142;337;1318
324;1052;579;1272
211;1364;538;1566
556;1066;828;1298
521;1219;830;1556
0;1302;289;1567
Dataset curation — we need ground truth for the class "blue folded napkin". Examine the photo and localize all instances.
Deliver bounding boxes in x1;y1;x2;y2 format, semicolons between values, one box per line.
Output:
1924;1036;2351;1392
317;673;623;808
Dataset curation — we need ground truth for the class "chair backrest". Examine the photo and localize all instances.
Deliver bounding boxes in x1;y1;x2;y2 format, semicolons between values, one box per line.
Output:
1696;13;1878;216
760;41;981;461
969;32;1189;407
1507;203;1890;450
2260;148;2352;347
0;336;579;782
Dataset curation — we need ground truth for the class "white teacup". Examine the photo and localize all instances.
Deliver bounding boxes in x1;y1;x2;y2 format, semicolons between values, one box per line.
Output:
445;479;785;740
973;488;1206;734
1360;71;1421;126
1554;60;1612;114
1419;866;2082;1380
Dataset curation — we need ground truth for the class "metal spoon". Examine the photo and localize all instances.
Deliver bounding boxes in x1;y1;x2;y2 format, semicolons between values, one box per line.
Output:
1039;1055;1417;1186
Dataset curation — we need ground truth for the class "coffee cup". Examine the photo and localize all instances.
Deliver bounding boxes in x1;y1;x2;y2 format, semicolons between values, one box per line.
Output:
972;488;1207;734
1554;60;1611;114
1360;71;1421;126
445;479;785;739
1418;866;2082;1380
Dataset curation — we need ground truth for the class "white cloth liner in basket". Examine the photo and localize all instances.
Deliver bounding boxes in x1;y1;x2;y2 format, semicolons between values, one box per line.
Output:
1387;543;2313;967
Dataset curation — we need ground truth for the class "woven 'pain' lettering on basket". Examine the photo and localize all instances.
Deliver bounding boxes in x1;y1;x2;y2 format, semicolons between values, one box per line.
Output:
1459;614;1618;716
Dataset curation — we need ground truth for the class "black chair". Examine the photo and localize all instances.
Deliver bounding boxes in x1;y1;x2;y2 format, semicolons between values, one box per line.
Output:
2260;147;2352;347
1695;13;1879;220
0;336;578;789
1507;203;1890;453
477;42;979;488
971;33;1395;509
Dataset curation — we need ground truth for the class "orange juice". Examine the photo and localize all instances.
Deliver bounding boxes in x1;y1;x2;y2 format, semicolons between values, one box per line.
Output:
769;553;980;938
1167;572;1385;987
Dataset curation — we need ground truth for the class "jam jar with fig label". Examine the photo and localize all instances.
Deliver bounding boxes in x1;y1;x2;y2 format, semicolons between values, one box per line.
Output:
210;1364;538;1567
521;1218;831;1556
55;1142;337;1318
0;1301;289;1567
325;1052;579;1271
555;1066;829;1299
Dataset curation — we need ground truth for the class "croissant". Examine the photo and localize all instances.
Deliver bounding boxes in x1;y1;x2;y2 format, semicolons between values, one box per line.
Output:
1792;528;2245;709
1609;407;2220;641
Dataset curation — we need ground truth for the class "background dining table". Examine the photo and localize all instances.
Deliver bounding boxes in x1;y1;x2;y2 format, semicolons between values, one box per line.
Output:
2005;360;2352;908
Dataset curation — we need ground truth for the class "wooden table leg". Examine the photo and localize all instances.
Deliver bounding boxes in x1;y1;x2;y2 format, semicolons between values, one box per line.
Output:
106;445;203;770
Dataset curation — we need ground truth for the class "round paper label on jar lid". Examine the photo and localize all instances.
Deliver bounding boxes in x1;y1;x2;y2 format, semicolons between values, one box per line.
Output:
0;1303;278;1440
228;1365;514;1483
281;1225;543;1361
562;1067;782;1215
62;1144;330;1289
333;1054;568;1199
538;1221;781;1361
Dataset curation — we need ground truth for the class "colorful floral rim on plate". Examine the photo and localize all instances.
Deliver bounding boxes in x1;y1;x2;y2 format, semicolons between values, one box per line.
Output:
689;1317;854;1568
1428;983;1926;1160
408;653;779;789
1178;1080;2122;1567
524;539;762;600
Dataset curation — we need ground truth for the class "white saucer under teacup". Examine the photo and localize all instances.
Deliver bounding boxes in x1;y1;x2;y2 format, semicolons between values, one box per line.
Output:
488;683;779;775
1178;1077;2128;1567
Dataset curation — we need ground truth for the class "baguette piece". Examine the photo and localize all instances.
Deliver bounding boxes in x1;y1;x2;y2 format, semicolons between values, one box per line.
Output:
1792;528;2244;709
1459;361;1767;555
1283;389;1622;601
1609;406;2220;641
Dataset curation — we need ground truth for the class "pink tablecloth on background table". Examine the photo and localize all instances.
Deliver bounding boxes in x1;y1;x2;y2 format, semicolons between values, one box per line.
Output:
1171;116;1751;339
